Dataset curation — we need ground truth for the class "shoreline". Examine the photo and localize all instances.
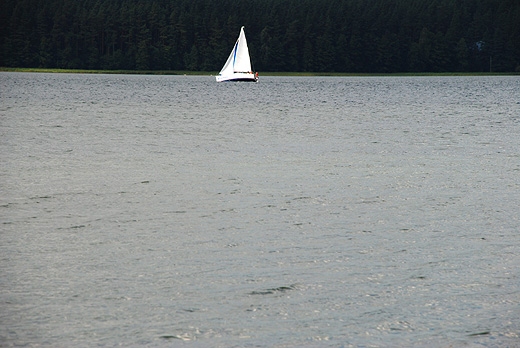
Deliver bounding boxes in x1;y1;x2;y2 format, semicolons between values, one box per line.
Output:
1;67;517;76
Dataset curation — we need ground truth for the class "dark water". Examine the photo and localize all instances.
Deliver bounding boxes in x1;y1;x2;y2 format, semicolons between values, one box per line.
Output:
1;73;519;347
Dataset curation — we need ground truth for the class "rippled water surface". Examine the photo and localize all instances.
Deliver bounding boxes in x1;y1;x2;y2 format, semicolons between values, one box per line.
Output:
1;73;519;347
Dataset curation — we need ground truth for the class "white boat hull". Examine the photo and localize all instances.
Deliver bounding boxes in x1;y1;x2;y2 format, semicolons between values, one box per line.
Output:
216;72;258;82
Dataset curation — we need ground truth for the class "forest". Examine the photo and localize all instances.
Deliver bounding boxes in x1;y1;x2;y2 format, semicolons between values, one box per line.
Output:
1;0;519;73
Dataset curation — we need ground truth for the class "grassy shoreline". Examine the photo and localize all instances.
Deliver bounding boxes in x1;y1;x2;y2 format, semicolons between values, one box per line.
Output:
1;67;517;76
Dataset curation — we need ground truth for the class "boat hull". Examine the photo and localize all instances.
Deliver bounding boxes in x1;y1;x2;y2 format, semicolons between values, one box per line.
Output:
216;72;258;82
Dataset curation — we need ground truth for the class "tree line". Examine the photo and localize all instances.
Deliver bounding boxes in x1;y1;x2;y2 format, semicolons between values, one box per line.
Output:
1;0;519;73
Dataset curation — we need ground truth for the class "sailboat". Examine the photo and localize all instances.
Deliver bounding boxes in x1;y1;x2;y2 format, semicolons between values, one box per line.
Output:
216;26;258;82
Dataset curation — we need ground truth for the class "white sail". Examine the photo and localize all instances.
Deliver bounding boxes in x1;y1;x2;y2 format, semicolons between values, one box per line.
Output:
233;27;252;73
218;44;236;76
216;27;258;82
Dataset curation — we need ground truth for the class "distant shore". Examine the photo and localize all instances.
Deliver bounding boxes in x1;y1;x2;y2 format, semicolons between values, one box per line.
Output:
1;67;517;76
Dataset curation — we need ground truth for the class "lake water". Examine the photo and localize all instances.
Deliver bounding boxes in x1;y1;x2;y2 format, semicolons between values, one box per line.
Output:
1;72;519;347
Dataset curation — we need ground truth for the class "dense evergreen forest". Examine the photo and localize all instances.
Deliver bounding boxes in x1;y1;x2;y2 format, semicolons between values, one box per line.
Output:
1;0;519;73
